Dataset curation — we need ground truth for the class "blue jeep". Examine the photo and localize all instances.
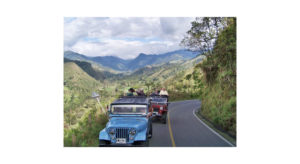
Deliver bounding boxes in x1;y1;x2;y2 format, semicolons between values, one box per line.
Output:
99;96;152;147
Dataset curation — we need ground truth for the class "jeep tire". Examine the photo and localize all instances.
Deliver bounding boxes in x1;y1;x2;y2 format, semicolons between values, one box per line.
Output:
149;123;153;138
142;138;149;147
99;140;108;147
162;113;167;124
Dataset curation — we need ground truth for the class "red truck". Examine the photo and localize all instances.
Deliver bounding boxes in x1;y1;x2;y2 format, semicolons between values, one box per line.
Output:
150;96;168;124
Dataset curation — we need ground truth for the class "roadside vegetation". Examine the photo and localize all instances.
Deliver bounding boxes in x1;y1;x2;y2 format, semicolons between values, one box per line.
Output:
182;17;236;137
64;62;110;146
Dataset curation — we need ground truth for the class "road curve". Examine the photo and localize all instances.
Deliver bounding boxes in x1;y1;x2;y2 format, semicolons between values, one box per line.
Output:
149;100;233;147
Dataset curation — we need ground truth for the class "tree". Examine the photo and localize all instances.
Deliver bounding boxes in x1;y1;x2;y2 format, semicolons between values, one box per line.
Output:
181;17;228;56
155;81;161;90
185;74;192;81
185;74;192;93
145;81;154;92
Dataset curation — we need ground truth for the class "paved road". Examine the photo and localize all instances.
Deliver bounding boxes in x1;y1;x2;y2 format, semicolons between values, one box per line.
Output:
149;100;234;147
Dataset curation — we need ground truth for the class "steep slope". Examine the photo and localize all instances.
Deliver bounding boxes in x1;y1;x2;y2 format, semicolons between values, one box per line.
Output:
64;62;111;146
64;62;100;107
192;18;236;137
64;58;105;81
64;62;102;126
64;51;122;73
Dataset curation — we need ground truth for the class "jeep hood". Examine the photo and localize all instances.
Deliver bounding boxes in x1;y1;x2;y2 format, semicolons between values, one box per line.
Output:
106;116;148;131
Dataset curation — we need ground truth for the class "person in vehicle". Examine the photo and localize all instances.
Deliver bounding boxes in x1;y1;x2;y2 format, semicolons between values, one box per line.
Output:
150;89;159;96
127;88;135;96
136;88;145;96
159;88;168;96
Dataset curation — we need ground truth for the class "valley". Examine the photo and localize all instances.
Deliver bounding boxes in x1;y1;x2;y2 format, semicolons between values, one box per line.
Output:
63;49;204;146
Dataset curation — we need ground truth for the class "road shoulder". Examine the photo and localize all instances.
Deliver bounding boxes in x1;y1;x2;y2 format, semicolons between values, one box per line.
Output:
193;109;236;146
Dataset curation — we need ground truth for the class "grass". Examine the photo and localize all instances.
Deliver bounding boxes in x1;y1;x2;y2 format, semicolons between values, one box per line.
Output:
197;69;236;137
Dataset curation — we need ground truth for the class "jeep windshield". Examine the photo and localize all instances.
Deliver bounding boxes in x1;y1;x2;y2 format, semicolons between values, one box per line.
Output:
151;98;167;103
111;105;147;115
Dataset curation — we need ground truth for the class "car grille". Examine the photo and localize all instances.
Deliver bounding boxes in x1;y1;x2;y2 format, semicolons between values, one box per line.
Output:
116;128;129;141
153;107;160;112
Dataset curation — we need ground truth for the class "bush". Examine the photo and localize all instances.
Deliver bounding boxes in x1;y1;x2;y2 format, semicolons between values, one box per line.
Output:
64;109;109;147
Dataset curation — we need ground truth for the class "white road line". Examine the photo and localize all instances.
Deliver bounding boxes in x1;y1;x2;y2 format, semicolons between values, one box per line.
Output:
193;108;235;147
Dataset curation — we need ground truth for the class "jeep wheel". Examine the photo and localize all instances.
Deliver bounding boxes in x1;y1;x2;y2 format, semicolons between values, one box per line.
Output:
99;140;108;147
149;125;153;138
143;139;149;147
133;140;148;147
162;113;167;124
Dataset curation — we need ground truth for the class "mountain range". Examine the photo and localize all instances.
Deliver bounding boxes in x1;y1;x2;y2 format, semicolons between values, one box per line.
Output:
64;49;200;72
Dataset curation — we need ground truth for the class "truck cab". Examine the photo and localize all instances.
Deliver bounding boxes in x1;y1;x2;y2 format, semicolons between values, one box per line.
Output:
99;96;152;146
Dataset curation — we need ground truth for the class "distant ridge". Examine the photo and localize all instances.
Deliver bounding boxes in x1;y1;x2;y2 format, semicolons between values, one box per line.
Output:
64;49;201;71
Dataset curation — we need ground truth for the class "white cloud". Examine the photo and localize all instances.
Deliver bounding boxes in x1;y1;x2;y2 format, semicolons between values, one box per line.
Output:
64;17;195;59
70;39;180;59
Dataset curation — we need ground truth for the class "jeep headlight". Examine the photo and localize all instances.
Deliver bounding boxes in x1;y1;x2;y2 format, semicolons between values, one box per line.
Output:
160;106;163;110
129;129;136;136
108;128;115;135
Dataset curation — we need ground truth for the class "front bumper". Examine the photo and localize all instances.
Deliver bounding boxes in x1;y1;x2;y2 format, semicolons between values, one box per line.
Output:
99;140;147;147
152;112;162;117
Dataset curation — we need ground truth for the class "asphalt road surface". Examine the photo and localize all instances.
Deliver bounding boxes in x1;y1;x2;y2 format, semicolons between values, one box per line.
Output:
149;100;234;147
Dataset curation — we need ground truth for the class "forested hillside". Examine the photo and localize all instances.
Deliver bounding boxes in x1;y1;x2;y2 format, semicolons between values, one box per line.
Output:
106;54;205;99
182;17;236;137
64;58;106;81
64;62;111;146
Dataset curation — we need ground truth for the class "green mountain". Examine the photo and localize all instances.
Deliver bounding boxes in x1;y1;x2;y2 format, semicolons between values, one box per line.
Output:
64;62;102;126
64;61;117;146
64;51;122;74
123;54;205;81
107;54;205;98
126;50;200;71
64;58;106;81
64;50;200;72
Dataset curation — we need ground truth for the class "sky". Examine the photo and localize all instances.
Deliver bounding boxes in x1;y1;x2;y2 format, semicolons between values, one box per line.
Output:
64;17;194;59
